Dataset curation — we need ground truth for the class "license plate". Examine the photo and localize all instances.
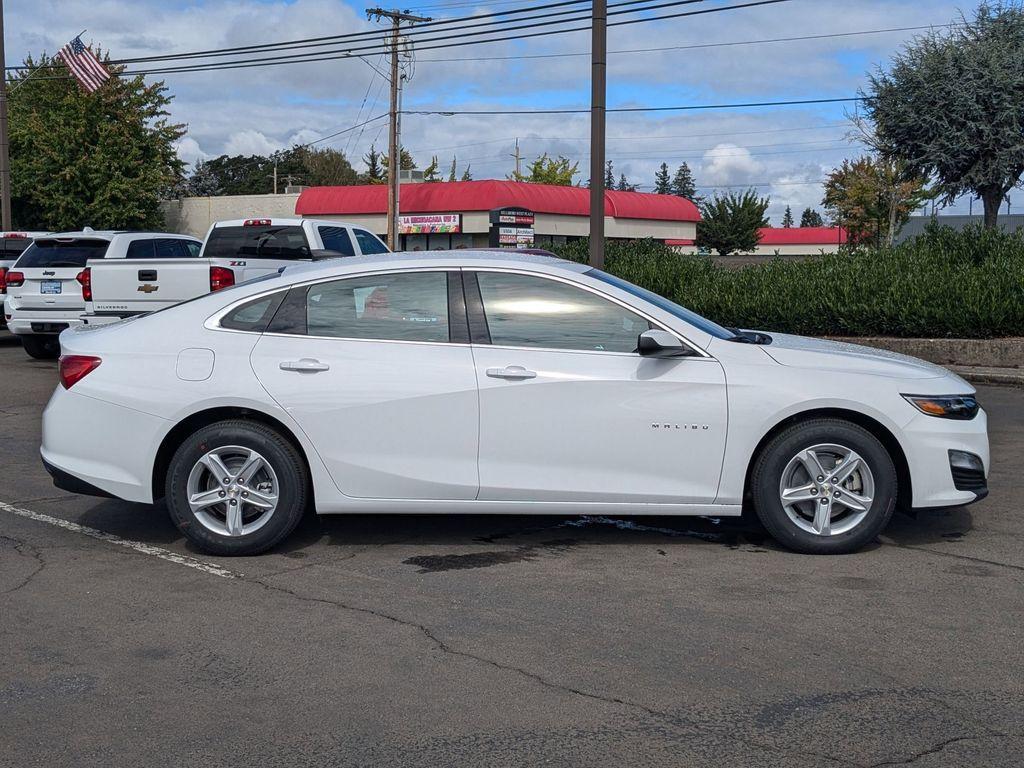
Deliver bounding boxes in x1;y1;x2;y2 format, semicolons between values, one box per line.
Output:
40;280;62;295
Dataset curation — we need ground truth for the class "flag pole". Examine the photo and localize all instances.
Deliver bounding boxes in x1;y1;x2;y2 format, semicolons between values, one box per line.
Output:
0;1;12;229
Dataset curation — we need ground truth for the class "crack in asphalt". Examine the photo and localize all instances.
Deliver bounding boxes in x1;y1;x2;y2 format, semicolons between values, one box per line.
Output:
882;540;1024;574
867;732;1020;766
0;534;46;595
245;572;854;766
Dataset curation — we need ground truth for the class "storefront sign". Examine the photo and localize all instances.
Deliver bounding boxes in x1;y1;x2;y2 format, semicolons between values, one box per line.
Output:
398;214;461;234
489;207;535;247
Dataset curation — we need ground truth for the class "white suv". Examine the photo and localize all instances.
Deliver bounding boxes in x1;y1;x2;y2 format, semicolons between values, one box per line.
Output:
0;231;50;327
5;229;201;358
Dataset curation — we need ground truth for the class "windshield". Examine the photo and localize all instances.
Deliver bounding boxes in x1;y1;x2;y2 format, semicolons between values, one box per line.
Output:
586;269;737;340
16;239;111;268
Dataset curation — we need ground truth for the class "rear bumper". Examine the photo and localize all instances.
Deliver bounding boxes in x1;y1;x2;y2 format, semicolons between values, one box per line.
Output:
41;386;168;504
8;308;84;336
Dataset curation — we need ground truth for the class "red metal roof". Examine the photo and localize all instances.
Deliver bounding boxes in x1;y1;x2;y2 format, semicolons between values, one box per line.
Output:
295;180;700;222
665;239;695;246
758;227;847;245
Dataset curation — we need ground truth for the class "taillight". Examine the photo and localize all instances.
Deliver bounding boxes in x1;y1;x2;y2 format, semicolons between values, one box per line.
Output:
0;267;6;294
59;355;101;389
76;267;92;302
210;266;235;292
5;270;23;288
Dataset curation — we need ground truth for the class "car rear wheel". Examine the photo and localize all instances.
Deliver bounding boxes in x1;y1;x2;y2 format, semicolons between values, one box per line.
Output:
22;335;60;360
750;418;897;554
165;420;308;556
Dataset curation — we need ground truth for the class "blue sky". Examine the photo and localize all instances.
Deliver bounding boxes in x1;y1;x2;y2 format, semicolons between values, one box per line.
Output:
7;0;983;221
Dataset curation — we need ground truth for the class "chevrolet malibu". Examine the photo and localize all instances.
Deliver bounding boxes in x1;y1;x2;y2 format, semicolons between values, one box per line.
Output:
41;251;989;556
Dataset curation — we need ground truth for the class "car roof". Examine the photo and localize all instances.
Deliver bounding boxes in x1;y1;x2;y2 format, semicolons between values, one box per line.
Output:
37;231;199;241
213;218;363;228
280;249;590;280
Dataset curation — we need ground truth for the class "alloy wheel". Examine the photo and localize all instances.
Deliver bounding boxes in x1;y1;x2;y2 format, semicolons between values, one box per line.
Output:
778;443;875;537
185;445;280;537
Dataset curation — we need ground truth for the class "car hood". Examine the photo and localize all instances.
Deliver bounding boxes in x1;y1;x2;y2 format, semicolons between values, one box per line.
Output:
758;332;955;381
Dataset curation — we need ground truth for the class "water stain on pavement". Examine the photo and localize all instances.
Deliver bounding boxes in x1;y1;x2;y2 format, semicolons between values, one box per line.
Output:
403;539;577;573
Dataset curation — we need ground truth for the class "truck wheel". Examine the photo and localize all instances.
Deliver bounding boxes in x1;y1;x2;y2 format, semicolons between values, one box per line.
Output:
22;336;60;360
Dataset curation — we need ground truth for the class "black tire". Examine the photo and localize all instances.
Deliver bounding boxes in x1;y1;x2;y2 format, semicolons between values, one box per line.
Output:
22;335;60;360
165;419;308;556
750;418;897;555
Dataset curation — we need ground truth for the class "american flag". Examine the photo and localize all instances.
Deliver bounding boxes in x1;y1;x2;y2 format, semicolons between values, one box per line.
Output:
58;36;110;93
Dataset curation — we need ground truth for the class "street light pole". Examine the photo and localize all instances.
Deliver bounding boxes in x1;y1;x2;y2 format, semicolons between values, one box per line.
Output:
588;0;607;269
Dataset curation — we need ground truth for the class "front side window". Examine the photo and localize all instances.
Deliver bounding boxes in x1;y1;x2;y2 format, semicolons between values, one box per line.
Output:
476;271;650;353
353;229;389;255
306;271;449;342
317;226;356;256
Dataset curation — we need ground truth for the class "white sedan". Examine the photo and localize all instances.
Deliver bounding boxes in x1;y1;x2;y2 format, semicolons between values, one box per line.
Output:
41;251;989;556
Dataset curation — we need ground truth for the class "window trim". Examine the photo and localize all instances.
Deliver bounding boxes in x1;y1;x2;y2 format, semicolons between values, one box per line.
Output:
464;267;709;358
211;267;465;347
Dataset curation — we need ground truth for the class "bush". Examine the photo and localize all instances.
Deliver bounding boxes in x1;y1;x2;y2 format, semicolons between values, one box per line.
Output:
549;225;1024;338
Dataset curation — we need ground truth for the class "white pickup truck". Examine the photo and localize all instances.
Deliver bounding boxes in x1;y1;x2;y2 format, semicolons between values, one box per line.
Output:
81;218;390;326
5;230;202;358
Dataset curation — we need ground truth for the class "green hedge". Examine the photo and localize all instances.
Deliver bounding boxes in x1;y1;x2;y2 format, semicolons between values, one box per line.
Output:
550;225;1024;338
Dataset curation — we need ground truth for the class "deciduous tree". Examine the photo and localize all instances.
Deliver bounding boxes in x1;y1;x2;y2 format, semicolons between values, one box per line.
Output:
8;53;184;230
860;2;1024;228
509;153;579;185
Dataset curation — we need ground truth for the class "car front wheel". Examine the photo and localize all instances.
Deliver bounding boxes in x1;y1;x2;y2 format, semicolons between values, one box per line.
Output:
165;420;308;556
750;418;897;554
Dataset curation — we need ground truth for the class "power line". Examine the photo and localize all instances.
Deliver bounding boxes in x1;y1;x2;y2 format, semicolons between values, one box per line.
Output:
404;96;861;116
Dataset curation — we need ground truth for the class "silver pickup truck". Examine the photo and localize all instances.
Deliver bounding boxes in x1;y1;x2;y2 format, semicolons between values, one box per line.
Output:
81;218;390;326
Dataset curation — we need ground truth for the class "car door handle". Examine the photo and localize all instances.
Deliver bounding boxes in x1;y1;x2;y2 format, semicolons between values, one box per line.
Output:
486;365;537;380
279;358;330;373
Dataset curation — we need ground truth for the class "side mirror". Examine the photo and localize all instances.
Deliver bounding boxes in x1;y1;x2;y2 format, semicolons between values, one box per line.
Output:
638;329;692;358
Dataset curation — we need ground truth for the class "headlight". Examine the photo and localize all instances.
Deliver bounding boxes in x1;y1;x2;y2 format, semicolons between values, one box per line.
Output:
902;394;980;420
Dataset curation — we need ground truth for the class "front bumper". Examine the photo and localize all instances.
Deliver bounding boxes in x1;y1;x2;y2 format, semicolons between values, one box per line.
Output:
903;407;990;509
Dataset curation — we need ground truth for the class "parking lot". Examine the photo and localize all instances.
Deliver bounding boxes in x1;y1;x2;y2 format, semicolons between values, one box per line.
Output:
0;330;1021;767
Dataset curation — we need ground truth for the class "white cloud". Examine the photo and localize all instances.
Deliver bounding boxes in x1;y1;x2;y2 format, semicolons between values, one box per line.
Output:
174;136;209;169
223;129;282;157
701;143;764;186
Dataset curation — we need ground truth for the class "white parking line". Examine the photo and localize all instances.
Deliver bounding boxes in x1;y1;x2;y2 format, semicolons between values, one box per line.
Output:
0;500;237;579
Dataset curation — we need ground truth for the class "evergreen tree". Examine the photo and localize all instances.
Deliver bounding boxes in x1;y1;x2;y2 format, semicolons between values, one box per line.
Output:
422;155;441;182
448;155;458;182
509;153;579;185
460;165;473;181
670;163;699;202
781;205;795;228
696;190;770;256
800;207;825;227
654;162;671;194
604;160;615;187
362;144;384;184
616;174;637;192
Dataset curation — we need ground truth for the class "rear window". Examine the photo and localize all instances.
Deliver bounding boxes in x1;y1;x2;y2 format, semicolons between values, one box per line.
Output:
204;225;310;261
16;239;111;268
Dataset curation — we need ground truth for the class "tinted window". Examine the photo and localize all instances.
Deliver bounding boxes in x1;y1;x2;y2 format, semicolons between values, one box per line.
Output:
204;225;310;260
317;226;355;256
353;229;389;255
220;292;286;332
155;239;189;259
306;272;448;342
1;238;33;256
587;269;736;340
183;240;202;258
126;239;156;259
16;239;111;268
476;272;650;353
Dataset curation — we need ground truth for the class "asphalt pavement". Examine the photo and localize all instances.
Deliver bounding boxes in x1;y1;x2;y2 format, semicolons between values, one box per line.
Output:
1;331;1022;767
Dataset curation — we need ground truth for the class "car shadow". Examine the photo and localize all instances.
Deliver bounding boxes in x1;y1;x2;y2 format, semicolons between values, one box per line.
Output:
72;497;975;560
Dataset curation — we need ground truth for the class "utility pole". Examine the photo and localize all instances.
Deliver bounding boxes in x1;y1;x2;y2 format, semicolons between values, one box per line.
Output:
510;138;521;179
589;0;607;269
0;0;12;230
367;7;430;250
271;156;278;195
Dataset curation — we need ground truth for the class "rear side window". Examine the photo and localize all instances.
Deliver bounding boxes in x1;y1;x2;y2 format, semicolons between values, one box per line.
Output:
204;225;310;260
220;292;286;332
126;240;156;259
183;240;201;258
155;239;190;259
1;238;33;257
353;229;388;255
306;272;449;342
317;226;356;256
16;239;111;268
